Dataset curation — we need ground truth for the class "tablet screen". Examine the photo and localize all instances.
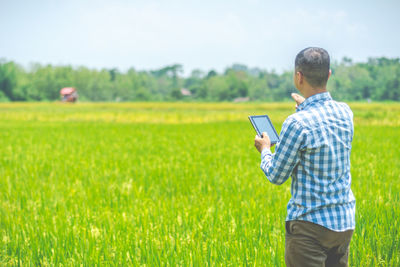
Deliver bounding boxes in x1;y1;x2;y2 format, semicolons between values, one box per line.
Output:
249;115;280;144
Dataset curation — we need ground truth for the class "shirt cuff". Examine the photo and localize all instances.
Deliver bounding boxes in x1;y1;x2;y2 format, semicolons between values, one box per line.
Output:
261;146;272;159
296;101;305;112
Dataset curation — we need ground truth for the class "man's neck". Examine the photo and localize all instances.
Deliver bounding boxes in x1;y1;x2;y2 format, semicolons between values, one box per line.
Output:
303;88;327;98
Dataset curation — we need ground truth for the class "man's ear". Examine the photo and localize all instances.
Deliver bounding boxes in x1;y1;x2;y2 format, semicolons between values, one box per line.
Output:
296;71;304;84
328;69;332;80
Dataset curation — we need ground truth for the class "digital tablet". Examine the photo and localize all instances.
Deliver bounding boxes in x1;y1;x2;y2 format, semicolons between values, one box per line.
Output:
248;115;280;144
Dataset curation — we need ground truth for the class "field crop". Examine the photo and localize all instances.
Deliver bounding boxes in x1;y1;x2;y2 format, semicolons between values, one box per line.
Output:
0;102;399;266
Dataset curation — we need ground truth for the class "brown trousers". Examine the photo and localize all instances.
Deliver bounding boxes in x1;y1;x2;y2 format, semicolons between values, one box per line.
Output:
285;220;353;267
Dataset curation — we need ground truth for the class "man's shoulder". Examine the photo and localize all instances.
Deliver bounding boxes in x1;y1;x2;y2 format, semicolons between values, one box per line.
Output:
286;110;314;127
301;100;353;120
337;101;353;117
285;99;353;125
283;113;309;132
328;100;354;120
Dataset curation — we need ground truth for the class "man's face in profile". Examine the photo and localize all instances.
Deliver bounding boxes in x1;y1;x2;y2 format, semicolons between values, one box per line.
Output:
293;70;300;90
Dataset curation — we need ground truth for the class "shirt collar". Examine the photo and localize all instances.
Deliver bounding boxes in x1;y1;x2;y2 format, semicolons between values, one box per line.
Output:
296;92;332;112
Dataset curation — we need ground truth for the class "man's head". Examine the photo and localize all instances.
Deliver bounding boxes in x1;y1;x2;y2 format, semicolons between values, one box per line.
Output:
294;47;331;95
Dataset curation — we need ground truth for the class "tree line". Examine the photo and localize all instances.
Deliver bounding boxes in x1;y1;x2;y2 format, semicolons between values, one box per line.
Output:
0;57;399;102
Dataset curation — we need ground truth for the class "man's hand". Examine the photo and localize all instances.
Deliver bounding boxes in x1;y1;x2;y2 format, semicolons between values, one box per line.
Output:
291;93;305;108
254;132;271;153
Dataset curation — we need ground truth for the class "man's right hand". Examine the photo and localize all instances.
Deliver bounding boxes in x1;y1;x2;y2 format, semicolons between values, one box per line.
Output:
291;93;305;108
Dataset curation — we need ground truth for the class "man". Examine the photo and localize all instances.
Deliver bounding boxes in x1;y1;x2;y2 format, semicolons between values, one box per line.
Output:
254;47;355;267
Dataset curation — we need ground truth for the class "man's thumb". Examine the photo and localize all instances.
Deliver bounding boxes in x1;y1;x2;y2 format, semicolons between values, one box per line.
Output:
291;93;305;105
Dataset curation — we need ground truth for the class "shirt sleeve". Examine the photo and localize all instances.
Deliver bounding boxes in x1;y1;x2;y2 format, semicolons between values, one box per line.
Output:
260;117;306;185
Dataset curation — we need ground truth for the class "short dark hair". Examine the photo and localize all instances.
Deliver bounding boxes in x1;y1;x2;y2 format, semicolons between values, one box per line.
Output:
295;47;330;87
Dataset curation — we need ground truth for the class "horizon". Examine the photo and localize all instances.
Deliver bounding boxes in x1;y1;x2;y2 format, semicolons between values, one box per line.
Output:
2;55;398;77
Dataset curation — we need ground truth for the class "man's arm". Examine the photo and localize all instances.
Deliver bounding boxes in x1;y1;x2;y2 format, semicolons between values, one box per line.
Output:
259;118;306;185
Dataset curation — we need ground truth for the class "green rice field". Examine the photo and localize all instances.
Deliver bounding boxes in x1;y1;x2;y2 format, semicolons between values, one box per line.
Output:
0;102;399;266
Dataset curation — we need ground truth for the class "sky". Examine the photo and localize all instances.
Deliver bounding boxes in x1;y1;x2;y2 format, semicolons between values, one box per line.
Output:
1;0;399;75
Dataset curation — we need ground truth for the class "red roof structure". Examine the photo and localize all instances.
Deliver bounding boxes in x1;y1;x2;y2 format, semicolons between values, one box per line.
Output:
60;87;78;102
180;88;192;96
60;87;76;95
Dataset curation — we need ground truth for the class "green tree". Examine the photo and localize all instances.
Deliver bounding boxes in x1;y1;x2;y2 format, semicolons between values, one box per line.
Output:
0;60;18;101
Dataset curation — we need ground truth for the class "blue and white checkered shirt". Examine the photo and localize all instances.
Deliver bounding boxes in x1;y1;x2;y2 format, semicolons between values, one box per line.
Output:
260;92;355;231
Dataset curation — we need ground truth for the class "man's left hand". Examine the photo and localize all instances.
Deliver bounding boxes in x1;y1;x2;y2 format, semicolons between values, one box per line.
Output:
254;132;271;153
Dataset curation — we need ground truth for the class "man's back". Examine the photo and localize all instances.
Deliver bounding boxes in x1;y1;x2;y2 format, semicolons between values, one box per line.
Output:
287;92;355;231
260;92;355;231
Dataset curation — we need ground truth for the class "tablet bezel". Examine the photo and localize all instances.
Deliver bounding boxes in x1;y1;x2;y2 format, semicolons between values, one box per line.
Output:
248;115;280;144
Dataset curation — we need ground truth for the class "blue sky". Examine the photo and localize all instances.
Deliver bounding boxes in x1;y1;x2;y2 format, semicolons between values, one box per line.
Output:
1;0;399;74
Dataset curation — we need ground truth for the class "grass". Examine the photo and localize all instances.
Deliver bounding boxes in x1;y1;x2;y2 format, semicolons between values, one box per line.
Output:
0;102;399;266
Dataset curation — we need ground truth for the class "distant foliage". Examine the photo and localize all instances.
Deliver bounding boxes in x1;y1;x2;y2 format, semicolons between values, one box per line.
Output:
0;57;399;102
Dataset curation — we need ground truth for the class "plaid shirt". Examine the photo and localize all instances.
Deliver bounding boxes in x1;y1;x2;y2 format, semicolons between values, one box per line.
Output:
260;92;355;231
